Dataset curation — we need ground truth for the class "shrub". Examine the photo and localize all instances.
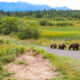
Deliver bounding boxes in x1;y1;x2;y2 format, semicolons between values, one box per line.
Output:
17;26;40;39
39;19;48;26
39;19;53;26
0;17;23;35
56;22;73;26
47;21;53;26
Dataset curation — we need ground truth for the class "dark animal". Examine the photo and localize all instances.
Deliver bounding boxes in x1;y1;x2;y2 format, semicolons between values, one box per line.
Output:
59;44;66;50
69;43;80;50
51;44;57;49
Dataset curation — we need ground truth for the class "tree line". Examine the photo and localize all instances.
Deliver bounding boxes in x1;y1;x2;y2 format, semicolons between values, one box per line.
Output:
0;9;80;19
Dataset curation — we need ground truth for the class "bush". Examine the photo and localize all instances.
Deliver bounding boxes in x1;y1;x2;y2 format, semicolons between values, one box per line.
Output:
47;21;53;26
0;17;22;35
17;26;40;39
39;19;53;26
56;22;73;26
39;19;47;26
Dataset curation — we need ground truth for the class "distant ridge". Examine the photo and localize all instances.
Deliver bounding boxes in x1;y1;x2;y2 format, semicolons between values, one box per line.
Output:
55;7;71;10
0;2;71;11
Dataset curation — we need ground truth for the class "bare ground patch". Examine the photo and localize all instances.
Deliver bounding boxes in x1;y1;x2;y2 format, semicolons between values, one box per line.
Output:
5;51;58;80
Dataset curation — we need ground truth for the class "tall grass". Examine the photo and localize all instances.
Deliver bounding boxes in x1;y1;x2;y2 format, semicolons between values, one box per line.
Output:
0;35;80;80
0;38;28;79
41;30;80;40
0;44;27;65
0;66;11;80
40;26;80;32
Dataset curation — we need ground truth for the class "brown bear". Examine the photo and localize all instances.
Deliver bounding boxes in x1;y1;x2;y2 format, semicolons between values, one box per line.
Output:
69;43;80;50
59;44;66;50
50;44;57;49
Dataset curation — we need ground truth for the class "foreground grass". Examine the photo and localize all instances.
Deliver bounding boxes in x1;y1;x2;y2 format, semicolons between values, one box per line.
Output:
0;36;80;80
32;47;80;80
0;38;29;80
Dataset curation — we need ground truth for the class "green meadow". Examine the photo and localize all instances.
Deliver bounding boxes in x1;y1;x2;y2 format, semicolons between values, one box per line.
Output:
0;15;80;80
0;36;80;80
23;18;80;40
41;26;80;40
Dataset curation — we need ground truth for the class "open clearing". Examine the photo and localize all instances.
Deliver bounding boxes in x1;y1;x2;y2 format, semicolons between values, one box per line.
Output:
5;51;58;80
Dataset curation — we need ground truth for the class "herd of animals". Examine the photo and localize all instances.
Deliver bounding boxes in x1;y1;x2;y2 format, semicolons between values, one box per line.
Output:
50;43;80;50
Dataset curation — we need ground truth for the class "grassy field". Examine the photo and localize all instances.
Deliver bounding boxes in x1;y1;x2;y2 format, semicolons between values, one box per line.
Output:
40;26;80;40
1;18;80;46
20;18;80;46
40;26;80;31
0;36;80;80
1;18;80;79
22;18;80;40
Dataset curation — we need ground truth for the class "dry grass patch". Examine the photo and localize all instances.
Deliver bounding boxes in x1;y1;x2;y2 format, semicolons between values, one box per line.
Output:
4;51;58;80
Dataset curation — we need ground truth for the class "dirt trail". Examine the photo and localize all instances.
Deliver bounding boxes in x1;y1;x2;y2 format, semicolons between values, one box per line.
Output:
10;40;80;59
38;46;80;60
5;52;57;80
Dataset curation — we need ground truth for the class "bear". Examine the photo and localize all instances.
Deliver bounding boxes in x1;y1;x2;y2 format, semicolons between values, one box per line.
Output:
50;44;57;49
59;44;66;50
69;43;80;50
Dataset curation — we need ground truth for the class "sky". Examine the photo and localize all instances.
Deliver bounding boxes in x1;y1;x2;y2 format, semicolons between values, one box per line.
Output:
0;0;80;10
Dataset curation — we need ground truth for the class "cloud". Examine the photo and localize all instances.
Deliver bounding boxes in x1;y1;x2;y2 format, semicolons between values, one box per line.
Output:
0;0;80;10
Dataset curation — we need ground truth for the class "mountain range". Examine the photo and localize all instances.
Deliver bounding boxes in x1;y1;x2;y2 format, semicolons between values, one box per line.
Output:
0;2;71;11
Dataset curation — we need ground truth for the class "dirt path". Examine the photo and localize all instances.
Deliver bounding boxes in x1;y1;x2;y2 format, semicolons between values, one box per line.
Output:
10;40;80;59
5;52;57;80
38;46;80;60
